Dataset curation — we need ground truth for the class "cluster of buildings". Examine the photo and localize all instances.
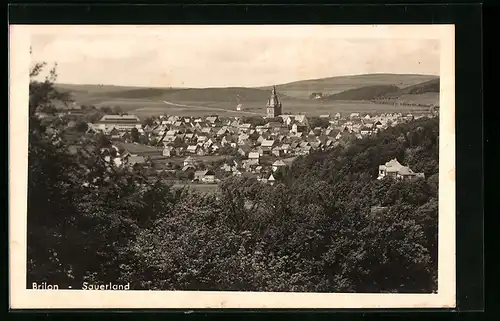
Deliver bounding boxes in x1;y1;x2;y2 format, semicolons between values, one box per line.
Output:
72;87;434;184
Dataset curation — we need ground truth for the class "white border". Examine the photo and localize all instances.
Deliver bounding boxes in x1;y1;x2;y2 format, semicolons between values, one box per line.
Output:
9;24;455;309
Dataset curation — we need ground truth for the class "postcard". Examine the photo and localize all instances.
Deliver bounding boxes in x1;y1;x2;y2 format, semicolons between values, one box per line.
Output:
9;24;455;309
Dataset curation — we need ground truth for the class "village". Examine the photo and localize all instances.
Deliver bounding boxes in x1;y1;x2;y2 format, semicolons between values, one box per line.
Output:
40;86;432;188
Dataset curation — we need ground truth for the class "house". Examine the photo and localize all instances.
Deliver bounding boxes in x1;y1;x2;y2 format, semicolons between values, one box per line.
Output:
206;116;219;125
264;121;282;130
260;140;275;155
261;139;275;148
272;159;287;172
221;135;236;146
377;158;425;180
299;141;309;148
203;138;214;149
281;144;291;154
238;123;252;132
200;127;212;135
167;116;180;124
238;145;252;157
238;133;250;145
196;146;207;156
309;141;321;150
163;145;176;157
109;127;120;139
247;152;260;165
349;113;360;120
120;143;163;158
272;146;283;157
93;114;142;133
268;173;276;185
300;146;312;155
183;156;195;167
194;170;216;183
182;164;195;172
197;134;209;143
126;155;146;167
186;145;199;154
217;127;229;136
360;127;372;136
291;123;308;134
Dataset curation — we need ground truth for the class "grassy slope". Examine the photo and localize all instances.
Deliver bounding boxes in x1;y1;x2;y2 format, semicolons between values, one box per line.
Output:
260;73;438;98
321;85;400;101
322;78;440;106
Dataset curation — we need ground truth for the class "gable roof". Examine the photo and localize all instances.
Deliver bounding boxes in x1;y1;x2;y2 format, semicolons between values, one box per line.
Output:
261;139;275;147
248;152;260;159
272;160;286;166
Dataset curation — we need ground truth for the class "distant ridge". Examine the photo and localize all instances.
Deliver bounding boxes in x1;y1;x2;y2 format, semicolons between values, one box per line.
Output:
321;85;400;101
321;78;440;105
271;73;438;88
54;73;439;108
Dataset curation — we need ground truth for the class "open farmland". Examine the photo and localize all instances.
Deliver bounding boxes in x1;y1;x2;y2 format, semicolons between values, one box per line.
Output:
56;73;438;117
132;100;431;117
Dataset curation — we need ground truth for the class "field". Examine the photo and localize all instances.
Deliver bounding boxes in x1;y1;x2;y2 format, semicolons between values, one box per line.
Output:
56;73;438;118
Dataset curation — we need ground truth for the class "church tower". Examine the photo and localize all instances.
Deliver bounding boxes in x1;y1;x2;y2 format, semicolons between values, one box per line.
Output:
266;86;282;118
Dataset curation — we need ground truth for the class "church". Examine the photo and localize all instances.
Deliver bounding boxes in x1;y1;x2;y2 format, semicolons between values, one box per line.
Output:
266;86;282;118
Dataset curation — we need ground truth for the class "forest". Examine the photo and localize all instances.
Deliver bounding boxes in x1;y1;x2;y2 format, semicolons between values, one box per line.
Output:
27;63;439;293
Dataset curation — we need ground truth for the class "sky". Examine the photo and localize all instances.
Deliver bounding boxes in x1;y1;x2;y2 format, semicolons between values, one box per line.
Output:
28;25;441;88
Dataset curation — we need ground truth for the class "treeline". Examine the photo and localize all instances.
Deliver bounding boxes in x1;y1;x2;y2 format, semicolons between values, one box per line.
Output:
27;63;438;293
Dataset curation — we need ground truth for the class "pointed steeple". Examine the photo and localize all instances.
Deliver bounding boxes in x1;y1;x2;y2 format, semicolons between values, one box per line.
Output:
266;85;282;118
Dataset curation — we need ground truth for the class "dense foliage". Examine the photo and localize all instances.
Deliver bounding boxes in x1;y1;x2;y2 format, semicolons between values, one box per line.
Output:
27;64;438;293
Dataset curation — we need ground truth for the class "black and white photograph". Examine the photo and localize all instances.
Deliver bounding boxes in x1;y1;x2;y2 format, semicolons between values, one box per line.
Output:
9;24;456;309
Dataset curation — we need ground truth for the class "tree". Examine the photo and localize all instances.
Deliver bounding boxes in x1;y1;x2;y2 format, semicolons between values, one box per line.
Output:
100;106;112;114
131;128;140;143
96;133;111;148
308;116;330;129
142;117;155;127
113;106;123;115
74;120;89;133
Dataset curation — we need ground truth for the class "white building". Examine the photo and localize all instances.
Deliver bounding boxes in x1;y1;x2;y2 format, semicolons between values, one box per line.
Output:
94;115;142;133
377;158;425;181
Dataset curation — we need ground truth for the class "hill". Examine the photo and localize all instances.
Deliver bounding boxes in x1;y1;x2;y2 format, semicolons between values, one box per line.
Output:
56;74;439;103
321;85;400;101
260;73;439;99
321;78;440;106
55;84;297;104
54;74;439;116
381;79;440;98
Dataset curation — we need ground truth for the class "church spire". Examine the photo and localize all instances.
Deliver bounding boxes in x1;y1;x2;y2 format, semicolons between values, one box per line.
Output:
266;85;282;118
